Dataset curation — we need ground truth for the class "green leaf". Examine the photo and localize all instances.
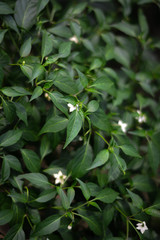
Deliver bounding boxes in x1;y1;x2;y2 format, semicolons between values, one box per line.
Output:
127;189;143;209
49;91;68;116
76;68;88;88
30;86;43;102
20;38;32;57
90;58;102;70
114;47;130;68
92;76;114;93
49;24;72;38
20;149;41;172
1;86;31;97
14;102;28;126
40;135;51;160
30;64;44;82
2;99;15;123
88;149;109;170
78;212;102;236
77;178;91;200
67;143;93;178
119;145;141;158
90;111;111;132
41;30;54;61
0;129;22;147
0;209;13;225
87;100;99;113
1;158;10;182
14;0;39;30
20;64;33;79
4;155;22;173
53;75;79;95
35;189;56;203
0;2;13;15
4;224;25;240
58;41;72;58
64;110;83;148
89;202;102;211
145;208;160;218
67;187;75;204
114;153;127;174
112;21;138;37
32;214;61;237
3;15;20;35
0;29;8;44
37;0;49;14
57;187;70;210
39;115;68;134
19;173;51;189
138;9;149;38
132;175;155;192
96;188;118;203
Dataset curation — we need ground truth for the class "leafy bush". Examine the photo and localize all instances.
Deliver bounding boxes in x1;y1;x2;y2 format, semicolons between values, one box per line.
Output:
0;0;160;239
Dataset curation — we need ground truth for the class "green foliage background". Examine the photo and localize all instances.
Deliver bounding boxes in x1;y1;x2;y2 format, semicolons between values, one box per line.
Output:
0;0;160;239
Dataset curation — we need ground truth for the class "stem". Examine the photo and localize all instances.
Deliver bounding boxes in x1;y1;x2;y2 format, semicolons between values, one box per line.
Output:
95;131;110;147
25;214;34;230
126;219;129;240
128;220;142;240
72;198;96;212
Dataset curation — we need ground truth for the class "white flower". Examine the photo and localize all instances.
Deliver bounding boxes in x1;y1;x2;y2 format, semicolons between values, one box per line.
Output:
53;171;67;185
69;36;79;44
68;224;72;230
136;221;148;234
118;120;128;133
136;110;146;123
67;103;79;112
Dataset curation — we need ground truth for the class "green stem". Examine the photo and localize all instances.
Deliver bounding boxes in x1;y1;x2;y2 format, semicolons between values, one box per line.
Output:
72;198;96;212
128;220;142;240
95;131;110;147
126;219;129;240
25;214;33;230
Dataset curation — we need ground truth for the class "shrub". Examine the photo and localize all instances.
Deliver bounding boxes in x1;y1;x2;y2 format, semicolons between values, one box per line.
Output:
0;0;160;239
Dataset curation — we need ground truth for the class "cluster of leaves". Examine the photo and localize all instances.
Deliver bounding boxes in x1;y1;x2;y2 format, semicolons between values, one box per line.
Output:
0;0;160;239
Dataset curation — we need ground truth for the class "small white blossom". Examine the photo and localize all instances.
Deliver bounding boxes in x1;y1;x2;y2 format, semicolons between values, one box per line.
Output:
68;224;72;230
69;36;79;44
118;120;128;133
44;93;51;101
136;110;146;123
67;103;79;112
136;221;148;234
53;171;67;185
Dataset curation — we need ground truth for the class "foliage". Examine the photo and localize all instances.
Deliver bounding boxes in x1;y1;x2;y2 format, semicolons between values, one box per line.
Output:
0;0;160;239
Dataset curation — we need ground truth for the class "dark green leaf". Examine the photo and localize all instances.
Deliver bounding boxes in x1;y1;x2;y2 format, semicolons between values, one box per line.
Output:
119;145;141;158
30;86;43;102
67;187;75;204
57;187;70;210
4;155;22;172
14;0;39;30
96;188;118;203
20;38;32;57
67;143;93;178
145;208;160;218
19;173;51;189
14;102;28;126
4;224;25;240
0;209;13;225
0;2;13;15
20;149;41;172
0;129;22;147
32;214;61;236
41;30;54;61
88;149;109;170
1;86;31;97
64;110;83;148
127;189;143;209
40;115;68;134
35;189;56;203
77;178;90;200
